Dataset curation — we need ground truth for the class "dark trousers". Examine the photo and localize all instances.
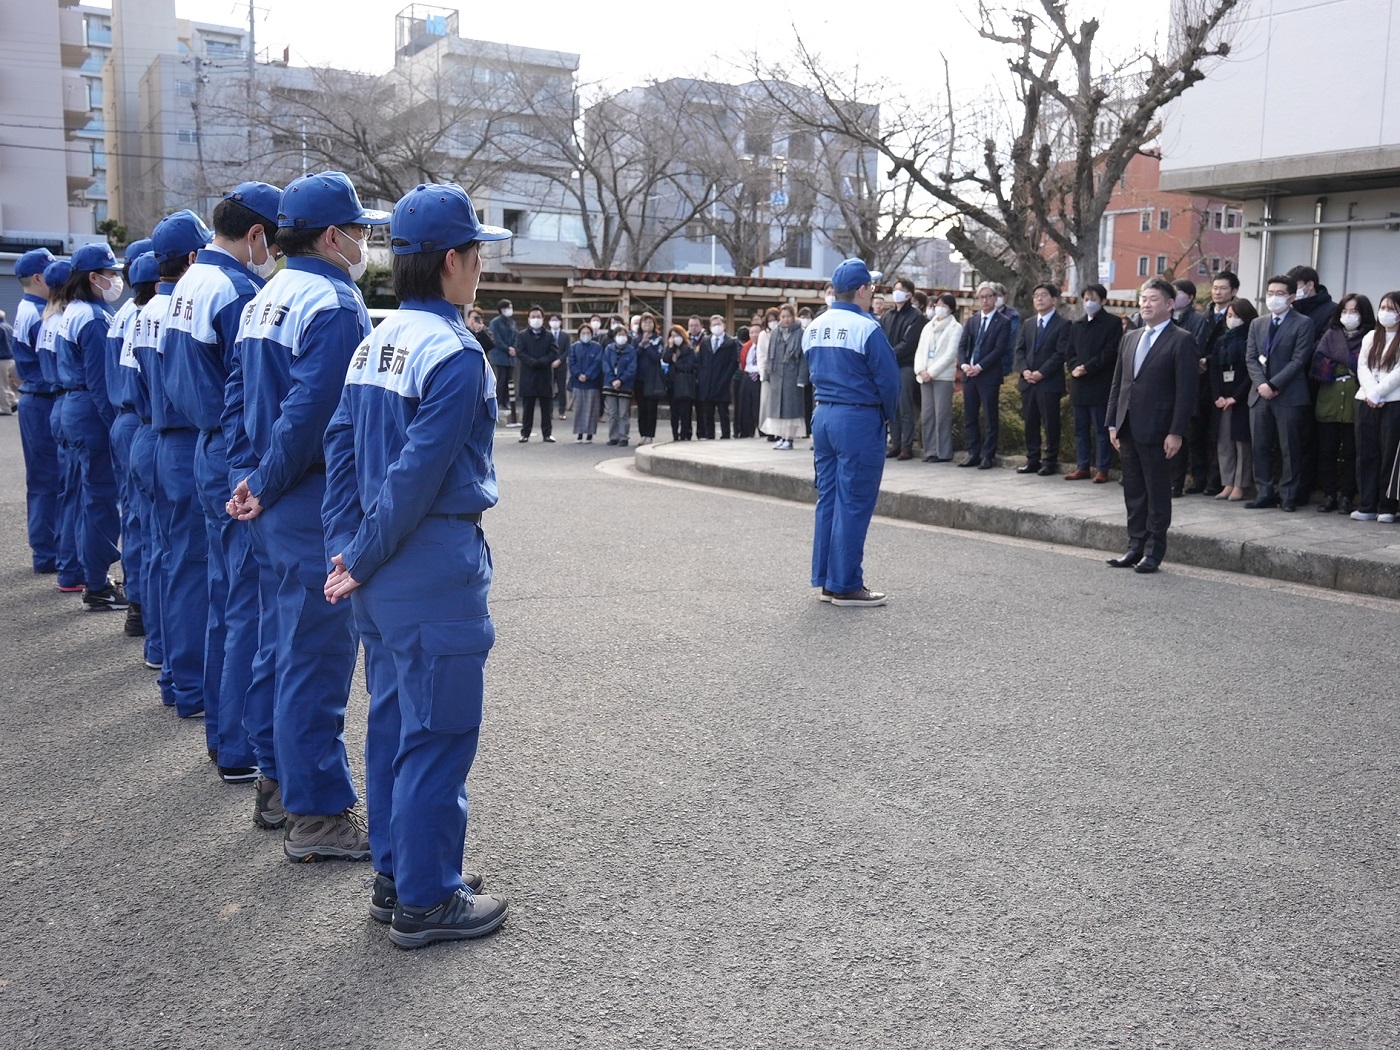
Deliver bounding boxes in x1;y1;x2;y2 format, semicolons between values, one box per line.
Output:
698;400;730;439
1172;393;1220;490
962;373;1002;462
1021;385;1063;466
492;362;516;422
1117;413;1174;561
890;365;917;450
1354;401;1400;514
554;363;568;416
735;378;760;438
1074;403;1112;472
1250;398;1304;501
1316;420;1357;500
637;396;661;439
671;399;694;440
803;382;814;437
520;396;552;439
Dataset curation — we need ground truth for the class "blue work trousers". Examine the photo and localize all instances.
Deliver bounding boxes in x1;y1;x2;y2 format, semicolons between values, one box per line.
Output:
260;478;357;817
59;392;120;589
243;516;279;781
109;411;142;605
154;429;206;720
51;397;82;588
355;516;493;909
19;393;61;571
811;403;886;594
129;423;169;684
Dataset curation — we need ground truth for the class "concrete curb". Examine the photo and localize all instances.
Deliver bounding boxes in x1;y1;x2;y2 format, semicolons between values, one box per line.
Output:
635;444;1400;600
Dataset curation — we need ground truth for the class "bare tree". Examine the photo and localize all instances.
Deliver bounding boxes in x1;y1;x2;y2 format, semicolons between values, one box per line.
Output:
754;0;1238;302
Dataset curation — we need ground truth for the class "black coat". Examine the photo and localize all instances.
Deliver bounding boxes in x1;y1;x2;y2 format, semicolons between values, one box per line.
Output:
1065;310;1120;407
634;335;667;398
1012;310;1070;395
696;335;738;402
514;327;559;398
880;302;927;368
1208;325;1252;443
1293;287;1338;341
666;343;698;401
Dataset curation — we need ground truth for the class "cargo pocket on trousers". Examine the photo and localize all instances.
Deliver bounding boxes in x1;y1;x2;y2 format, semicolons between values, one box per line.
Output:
416;615;494;732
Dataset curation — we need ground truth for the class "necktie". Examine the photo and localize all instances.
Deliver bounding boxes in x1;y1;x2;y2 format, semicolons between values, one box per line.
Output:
1133;326;1155;378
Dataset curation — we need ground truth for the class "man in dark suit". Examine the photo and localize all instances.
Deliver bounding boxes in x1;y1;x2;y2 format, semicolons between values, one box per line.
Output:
1244;274;1317;511
1171;278;1212;495
1064;283;1120;482
696;314;738;439
956;283;1013;469
1104;278;1199;573
1012;282;1070;476
880;276;927;460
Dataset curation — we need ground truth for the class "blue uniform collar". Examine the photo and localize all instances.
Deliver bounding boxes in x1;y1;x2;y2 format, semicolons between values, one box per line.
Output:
286;255;359;289
195;246;260;284
21;293;45;308
828;301;864;315
157;281;178;294
400;298;462;322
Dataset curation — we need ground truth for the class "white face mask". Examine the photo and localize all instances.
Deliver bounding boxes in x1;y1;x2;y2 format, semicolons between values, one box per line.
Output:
711;325;724;337
670;337;683;347
614;333;629;346
767;319;778;331
1226;316;1245;330
549;319;561;331
934;305;950;320
824;294;834;307
1340;312;1361;331
502;307;514;318
1266;295;1289;316
250;231;278;280
1083;300;1100;316
995;296;1006;309
331;229;367;282
1380;309;1399;329
891;289;910;304
528;317;543;330
1296;285;1313;300
578;332;592;343
96;274;124;304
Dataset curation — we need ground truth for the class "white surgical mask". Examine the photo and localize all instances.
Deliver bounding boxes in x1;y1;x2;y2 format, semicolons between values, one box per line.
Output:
1083;300;1100;316
614;333;629;346
250;231;278;280
528;317;543;330
995;296;1006;309
711;325;724;337
97;274;124;304
767;319;778;331
549;319;561;331
331;229;367;282
934;305;950;320
578;332;592;343
1296;285;1313;300
824;294;834;307
1380;309;1399;329
1340;312;1361;331
1226;316;1245;330
502;307;514;318
1266;295;1289;316
892;289;909;304
670;336;683;347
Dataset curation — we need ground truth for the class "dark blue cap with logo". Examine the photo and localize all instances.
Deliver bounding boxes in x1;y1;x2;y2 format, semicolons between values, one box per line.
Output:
224;181;283;226
152;210;213;262
71;242;120;273
390;183;511;255
43;259;73;288
278;171;390;230
831;258;883;294
15;248;55;279
129;251;159;286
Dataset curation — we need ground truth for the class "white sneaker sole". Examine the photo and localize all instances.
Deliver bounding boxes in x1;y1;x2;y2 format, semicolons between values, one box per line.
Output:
830;594;888;608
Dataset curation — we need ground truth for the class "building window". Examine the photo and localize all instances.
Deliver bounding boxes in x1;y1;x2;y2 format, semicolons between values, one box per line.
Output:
787;131;814;163
176;80;196;98
1196;258;1208;275
1159;209;1170;231
1210;257;1220;272
685;219;707;242
1140;210;1152;233
86;78;103;108
1224;259;1234;272
1155;255;1167;275
743;117;773;157
1137;256;1149;277
177;129;199;145
784;228;812;269
1226;209;1241;229
502;209;525;235
85;15;112;47
1212;210;1224;230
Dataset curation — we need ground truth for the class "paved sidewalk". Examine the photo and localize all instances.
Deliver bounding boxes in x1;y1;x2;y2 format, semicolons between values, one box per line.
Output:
636;439;1400;600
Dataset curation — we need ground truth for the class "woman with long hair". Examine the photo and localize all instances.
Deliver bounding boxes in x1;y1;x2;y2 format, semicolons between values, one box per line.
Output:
1312;292;1373;513
1210;297;1258;501
1353;291;1400;522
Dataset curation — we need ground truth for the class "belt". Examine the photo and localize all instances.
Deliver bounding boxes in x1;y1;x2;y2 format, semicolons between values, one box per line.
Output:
428;512;483;523
24;390;58;399
815;400;880;408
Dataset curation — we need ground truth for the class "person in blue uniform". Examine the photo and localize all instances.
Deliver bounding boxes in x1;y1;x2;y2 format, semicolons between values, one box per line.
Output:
37;258;84;592
11;248;62;574
108;249;157;643
804;258;900;607
226;171;386;859
323;182;510;948
162;185;281;786
105;237;153;636
56;242;128;610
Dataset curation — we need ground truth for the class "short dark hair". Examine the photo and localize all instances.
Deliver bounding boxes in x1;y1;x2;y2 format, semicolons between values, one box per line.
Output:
528;304;544;316
467;308;485;323
1332;292;1375;332
1172;278;1197;299
893;276;916;294
212;197;277;246
688;314;702;325
1141;278;1175;302
1266;274;1298;295
1226;296;1258;326
134;283;157;307
276;225;328;258
1286;265;1319;287
497;298;512;311
1033;282;1061;299
912;290;928;310
391;241;478;301
936;292;957;311
1212;270;1240;291
548;312;562;323
158;255;193;282
1080;283;1107;300
737;325;750;342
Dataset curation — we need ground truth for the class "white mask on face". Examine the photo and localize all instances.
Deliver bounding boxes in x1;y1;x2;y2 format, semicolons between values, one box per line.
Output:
824;294;834;307
1226;316;1245;330
1266;295;1289;316
578;332;592;343
502;307;514;318
1380;309;1400;329
768;319;778;331
1296;284;1313;300
614;333;629;346
549;319;561;331
528;317;543;330
97;274;124;304
250;231;278;280
934;305;950;320
670;336;683;347
1340;312;1361;331
331;229;367;282
892;289;910;304
711;325;724;337
1083;300;1100;316
995;296;1006;309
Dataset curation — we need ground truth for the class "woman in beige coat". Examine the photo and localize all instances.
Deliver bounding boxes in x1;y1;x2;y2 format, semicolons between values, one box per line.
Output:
914;293;963;461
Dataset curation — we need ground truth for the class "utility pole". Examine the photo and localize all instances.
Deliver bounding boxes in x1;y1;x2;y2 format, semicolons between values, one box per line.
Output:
246;0;256;160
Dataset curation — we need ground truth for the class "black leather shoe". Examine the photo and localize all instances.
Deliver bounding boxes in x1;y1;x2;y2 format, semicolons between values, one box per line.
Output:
1171;485;1184;498
958;458;982;468
977;461;994;469
1037;464;1057;477
1184;485;1205;495
1245;496;1279;509
1016;462;1041;474
1318;497;1338;513
1281;501;1296;512
886;447;901;459
1107;550;1144;568
1134;559;1160;574
1203;486;1223;497
1340;497;1354;514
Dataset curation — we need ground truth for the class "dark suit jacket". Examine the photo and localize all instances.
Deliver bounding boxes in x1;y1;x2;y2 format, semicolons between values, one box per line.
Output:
696;335;738;402
957;311;1013;377
1066;311;1120;407
1012;310;1070;395
881;302;927;368
1105;322;1198;444
1244;310;1315;407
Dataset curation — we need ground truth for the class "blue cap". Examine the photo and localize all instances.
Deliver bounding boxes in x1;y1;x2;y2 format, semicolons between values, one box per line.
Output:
71;242;120;273
224;181;283;226
129;251;159;286
390;184;511;255
124;238;153;261
43;259;73;288
15;247;55;279
152;209;213;262
278;171;390;230
831;258;883;294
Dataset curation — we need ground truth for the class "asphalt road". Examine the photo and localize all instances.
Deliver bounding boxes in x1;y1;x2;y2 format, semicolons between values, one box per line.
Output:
1;418;1397;1050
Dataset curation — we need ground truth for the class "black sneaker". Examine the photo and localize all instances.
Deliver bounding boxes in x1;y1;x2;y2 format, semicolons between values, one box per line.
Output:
83;582;129;611
253;776;287;830
389;887;508;948
124;602;145;636
369;872;485;924
219;765;259;784
829;587;888;608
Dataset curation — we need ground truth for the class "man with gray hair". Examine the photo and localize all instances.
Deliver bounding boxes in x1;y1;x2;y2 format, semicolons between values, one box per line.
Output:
956;283;1013;468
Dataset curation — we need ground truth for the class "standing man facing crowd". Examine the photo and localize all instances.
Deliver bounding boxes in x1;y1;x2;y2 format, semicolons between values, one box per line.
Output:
880;276;926;461
805;258;899;607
